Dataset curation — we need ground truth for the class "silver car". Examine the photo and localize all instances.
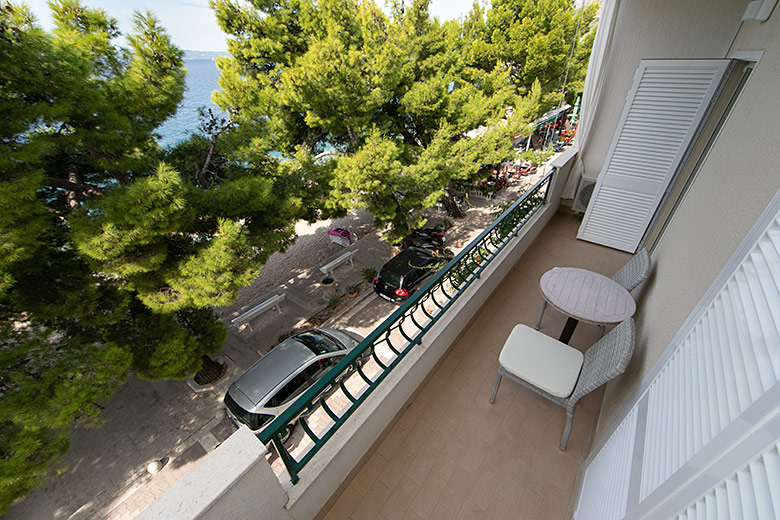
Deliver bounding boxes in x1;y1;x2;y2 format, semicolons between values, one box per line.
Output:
224;328;364;438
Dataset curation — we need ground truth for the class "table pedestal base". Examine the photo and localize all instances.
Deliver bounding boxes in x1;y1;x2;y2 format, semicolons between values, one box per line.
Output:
559;317;579;344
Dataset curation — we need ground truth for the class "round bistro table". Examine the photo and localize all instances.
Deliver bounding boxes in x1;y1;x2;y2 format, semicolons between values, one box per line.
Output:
539;267;636;344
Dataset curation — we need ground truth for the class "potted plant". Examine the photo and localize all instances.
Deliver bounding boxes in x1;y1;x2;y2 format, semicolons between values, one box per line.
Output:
346;284;359;298
361;267;377;282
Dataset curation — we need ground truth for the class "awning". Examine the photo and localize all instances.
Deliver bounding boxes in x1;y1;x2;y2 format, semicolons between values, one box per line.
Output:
533;104;572;129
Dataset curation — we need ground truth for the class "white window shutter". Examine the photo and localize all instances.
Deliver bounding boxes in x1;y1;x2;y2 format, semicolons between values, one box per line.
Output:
640;213;780;500
575;408;638;520
577;60;731;252
674;442;780;520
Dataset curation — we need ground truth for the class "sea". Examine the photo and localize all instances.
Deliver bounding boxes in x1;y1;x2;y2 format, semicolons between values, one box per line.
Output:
156;58;222;148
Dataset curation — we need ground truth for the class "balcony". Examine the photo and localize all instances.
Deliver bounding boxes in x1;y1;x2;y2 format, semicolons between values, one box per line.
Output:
319;210;630;520
139;164;631;520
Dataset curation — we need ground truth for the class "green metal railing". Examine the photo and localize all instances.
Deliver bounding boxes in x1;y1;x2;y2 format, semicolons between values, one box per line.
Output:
258;170;554;483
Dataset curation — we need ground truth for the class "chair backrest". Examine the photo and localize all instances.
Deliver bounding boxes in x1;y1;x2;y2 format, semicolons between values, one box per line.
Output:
570;318;635;403
612;248;650;292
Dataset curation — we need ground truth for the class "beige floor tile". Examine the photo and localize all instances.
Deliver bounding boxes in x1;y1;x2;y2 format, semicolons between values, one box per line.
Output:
428;453;459;483
379;447;416;490
511;487;543;520
429;502;455;520
549;449;583;498
350;479;393;520
482;493;515;520
397;401;423;430
405;444;440;485
465;466;501;511
457;439;490;475
400;510;426;520
323;485;363;520
379;476;420;520
352;451;389;498
408;471;447;519
538;483;571;520
522;451;556;498
377;422;411;460
455;499;485;520
438;466;476;516
404;417;435;457
434;355;460;379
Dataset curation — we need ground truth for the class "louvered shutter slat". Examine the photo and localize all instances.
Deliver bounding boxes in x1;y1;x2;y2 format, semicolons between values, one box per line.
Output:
765;447;780;515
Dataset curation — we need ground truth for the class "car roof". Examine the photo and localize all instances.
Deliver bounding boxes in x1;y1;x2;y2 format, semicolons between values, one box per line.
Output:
230;337;315;406
381;247;436;276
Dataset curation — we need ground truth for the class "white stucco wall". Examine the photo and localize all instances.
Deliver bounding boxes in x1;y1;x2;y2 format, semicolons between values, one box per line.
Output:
595;3;780;438
580;0;746;183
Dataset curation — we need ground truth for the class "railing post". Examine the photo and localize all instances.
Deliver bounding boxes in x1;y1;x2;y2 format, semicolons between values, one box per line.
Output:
271;435;300;484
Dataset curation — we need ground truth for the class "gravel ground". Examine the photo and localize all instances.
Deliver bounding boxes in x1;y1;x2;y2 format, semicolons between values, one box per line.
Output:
219;209;377;316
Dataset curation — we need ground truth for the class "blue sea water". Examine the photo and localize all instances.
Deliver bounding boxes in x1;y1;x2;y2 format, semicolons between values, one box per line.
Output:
156;59;222;148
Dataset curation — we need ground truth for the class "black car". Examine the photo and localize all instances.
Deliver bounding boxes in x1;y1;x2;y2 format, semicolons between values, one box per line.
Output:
409;228;445;248
373;247;446;303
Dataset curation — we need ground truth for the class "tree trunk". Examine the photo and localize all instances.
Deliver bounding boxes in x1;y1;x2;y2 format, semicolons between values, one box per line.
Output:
442;188;465;219
194;354;226;385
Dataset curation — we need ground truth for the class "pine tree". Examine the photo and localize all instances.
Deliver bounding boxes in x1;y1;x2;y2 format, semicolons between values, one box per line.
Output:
0;0;301;510
479;0;599;107
212;0;536;241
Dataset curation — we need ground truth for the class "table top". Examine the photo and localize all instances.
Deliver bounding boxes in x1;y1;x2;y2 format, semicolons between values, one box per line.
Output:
540;267;636;325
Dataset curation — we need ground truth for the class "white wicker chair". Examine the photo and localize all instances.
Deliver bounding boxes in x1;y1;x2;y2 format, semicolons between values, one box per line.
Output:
535;248;650;331
490;318;635;450
611;248;651;292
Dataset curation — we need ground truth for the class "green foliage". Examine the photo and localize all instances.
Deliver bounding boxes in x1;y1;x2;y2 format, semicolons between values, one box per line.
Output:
361;267;377;281
0;1;303;511
519;147;555;165
466;0;599;107
212;0;534;241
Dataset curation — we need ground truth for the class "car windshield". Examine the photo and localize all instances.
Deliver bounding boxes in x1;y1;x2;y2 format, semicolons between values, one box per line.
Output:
295;331;341;355
379;270;403;288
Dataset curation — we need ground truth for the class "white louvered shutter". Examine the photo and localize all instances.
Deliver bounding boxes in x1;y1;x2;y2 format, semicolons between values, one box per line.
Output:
575;196;780;519
575;408;638;520
578;60;731;252
640;212;780;500
674;442;780;520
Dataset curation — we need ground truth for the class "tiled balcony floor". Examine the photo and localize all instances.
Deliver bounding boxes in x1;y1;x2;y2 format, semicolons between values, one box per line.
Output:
321;210;631;520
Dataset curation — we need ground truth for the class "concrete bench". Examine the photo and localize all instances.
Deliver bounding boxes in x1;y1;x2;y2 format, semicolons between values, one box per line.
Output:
230;293;285;329
319;250;357;279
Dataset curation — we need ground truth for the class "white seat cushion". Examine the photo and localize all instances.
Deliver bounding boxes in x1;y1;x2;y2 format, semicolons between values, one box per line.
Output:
499;324;584;398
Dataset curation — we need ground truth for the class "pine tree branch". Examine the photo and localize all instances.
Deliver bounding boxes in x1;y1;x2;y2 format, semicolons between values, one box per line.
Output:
45;177;103;197
312;150;344;161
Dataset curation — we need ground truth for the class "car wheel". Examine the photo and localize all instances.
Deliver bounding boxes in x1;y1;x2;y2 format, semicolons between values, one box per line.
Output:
280;421;296;443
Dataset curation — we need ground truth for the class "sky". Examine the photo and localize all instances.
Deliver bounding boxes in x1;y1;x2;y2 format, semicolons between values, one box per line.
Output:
22;0;486;52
